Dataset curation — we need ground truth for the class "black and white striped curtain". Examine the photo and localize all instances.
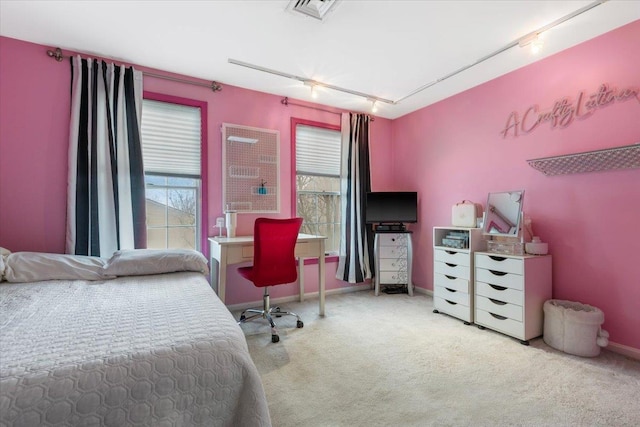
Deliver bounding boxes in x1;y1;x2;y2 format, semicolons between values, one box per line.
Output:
336;113;374;283
66;55;146;256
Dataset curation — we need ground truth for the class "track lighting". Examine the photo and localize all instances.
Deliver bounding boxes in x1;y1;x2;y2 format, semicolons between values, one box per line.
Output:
519;33;544;54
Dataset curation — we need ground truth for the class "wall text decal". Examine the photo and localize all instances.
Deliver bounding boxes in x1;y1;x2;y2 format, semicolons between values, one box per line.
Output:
501;83;639;138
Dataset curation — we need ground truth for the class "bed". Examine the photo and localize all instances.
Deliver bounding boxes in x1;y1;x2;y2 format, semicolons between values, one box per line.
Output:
0;249;271;427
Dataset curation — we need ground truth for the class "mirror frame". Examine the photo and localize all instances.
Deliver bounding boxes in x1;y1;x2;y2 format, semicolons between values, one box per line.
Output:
483;190;525;238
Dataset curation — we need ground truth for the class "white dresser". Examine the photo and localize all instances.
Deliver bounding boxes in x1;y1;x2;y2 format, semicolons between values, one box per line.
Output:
432;227;484;324
474;251;552;345
374;232;413;296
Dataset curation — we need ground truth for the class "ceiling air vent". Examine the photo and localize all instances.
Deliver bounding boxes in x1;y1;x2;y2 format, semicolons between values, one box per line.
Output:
287;0;341;21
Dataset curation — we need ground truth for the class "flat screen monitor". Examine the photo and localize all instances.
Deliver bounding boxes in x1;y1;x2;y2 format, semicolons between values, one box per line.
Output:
365;192;418;224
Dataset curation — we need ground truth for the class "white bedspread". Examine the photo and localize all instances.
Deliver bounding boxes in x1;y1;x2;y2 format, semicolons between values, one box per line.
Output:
0;272;271;426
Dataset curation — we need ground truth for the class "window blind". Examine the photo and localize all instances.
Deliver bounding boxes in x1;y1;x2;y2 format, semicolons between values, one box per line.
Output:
296;124;341;177
141;99;201;177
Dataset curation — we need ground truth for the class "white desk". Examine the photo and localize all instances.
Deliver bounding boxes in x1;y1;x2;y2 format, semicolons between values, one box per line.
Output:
208;234;327;316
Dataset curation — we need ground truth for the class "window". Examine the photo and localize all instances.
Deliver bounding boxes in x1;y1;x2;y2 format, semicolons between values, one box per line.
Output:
294;120;341;253
141;98;204;251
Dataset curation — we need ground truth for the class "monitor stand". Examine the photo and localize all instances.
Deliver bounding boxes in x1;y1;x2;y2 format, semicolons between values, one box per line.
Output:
374;223;406;232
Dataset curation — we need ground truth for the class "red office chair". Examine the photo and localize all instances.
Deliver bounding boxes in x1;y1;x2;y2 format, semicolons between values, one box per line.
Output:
238;217;304;343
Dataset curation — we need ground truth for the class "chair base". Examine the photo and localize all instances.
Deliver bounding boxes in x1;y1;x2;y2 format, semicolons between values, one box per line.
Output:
238;288;303;343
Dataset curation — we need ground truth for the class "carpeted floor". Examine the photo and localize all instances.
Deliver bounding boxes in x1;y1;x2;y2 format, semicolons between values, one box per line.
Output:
235;291;640;427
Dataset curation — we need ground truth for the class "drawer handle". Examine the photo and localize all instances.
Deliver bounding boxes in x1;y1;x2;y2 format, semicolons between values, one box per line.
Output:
489;312;507;320
489;284;507;291
489;255;507;261
445;275;456;280
445;263;457;267
489;269;507;276
445;250;456;255
445;299;458;305
489;298;507;305
445;288;456;293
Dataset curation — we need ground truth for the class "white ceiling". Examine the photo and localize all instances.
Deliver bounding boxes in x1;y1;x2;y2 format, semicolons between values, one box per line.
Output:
1;0;638;119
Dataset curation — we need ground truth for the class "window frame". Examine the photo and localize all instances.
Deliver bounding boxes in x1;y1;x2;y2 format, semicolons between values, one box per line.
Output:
290;117;341;260
143;91;209;258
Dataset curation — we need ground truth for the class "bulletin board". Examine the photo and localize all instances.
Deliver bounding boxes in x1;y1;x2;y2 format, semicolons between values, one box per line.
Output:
222;123;280;213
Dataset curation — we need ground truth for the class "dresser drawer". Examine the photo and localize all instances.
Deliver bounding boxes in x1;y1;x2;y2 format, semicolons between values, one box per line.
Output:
475;268;524;291
379;258;408;272
379;271;408;284
434;296;471;321
475;308;524;340
434;249;470;267
475;253;523;275
379;233;409;246
379;245;408;258
475;295;522;321
434;261;470;280
434;273;470;293
475;281;523;305
435;285;470;305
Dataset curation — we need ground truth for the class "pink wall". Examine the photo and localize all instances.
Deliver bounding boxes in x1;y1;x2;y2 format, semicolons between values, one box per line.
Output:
0;36;394;305
392;20;640;350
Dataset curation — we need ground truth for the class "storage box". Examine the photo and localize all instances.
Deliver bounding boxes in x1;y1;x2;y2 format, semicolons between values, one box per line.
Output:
452;201;481;227
487;240;524;255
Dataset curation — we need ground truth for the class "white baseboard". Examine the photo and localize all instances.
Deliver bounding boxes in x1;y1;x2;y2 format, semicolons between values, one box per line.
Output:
607;341;640;361
413;286;433;297
226;284;370;313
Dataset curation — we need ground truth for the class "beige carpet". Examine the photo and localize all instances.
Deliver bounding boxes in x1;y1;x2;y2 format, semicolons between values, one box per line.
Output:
235;291;640;427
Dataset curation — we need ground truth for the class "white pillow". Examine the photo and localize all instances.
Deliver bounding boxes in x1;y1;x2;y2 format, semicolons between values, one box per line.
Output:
104;249;209;277
0;247;10;282
3;252;113;283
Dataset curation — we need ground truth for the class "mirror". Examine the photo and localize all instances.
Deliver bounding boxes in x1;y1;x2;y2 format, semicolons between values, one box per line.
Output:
483;190;524;237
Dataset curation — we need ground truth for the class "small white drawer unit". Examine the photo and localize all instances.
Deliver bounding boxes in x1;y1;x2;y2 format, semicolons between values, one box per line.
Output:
374;232;413;296
474;251;552;344
432;227;484;324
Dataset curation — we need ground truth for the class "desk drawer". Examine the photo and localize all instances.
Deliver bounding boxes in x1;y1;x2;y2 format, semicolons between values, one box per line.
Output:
434;261;470;280
434;249;470;267
379;258;408;272
434;296;471;322
475;253;523;275
434;273;469;293
379;233;409;246
475;268;523;290
380;245;408;258
475;308;524;340
475;281;523;305
476;295;522;321
379;271;408;284
435;285;470;306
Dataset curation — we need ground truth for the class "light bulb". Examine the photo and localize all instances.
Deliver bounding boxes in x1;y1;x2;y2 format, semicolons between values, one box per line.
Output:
310;85;318;99
531;36;543;54
371;100;378;113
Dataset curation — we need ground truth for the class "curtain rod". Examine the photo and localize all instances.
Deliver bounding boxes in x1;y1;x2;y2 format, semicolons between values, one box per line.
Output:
281;97;375;121
46;47;222;92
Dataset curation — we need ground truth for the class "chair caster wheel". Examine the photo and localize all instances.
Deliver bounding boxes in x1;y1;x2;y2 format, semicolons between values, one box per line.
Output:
274;307;282;318
271;335;280;343
297;320;304;328
433;309;439;314
239;315;246;322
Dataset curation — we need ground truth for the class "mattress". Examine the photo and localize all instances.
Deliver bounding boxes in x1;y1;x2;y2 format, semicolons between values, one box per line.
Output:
0;271;271;426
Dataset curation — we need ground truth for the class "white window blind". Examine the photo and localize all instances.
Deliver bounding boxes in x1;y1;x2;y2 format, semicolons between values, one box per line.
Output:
141;99;201;177
296;124;341;177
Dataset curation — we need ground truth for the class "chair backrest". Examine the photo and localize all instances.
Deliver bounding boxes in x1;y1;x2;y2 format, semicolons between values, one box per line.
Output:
250;217;303;287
